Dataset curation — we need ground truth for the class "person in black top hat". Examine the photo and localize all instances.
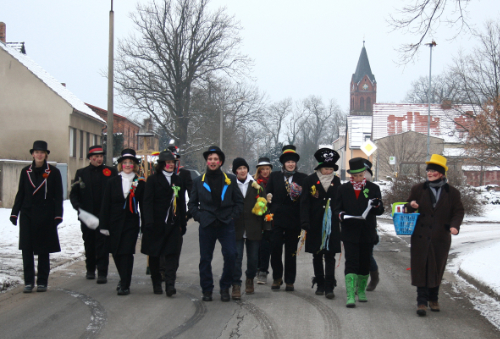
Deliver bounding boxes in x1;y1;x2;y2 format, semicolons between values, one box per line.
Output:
10;141;64;293
300;148;342;299
141;150;186;297
99;149;146;295
254;157;273;285
70;145;118;283
266;145;307;291
188;146;244;302
334;157;384;308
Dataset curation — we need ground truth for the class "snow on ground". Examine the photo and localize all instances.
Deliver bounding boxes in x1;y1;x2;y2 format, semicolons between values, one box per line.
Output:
0;200;83;291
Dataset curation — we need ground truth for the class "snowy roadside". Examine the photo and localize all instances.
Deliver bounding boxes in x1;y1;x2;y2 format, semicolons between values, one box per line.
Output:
0;200;84;291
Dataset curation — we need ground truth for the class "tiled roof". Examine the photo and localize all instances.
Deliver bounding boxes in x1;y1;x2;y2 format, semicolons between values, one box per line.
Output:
0;42;105;123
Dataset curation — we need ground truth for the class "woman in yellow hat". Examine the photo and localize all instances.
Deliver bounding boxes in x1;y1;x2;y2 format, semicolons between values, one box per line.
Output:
405;154;464;316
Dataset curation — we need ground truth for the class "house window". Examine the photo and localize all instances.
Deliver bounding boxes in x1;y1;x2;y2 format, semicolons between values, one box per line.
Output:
364;133;371;142
86;132;90;149
80;130;84;159
70;128;76;157
93;134;97;146
360;97;365;111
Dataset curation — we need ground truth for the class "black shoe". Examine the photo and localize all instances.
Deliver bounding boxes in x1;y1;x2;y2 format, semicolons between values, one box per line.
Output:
86;272;96;280
116;281;121;292
325;279;335;299
117;288;130;295
37;285;47;292
96;276;107;284
202;291;213;301
285;284;294;292
166;285;176;297
23;284;34;293
417;305;427;316
312;276;325;295
220;288;230;302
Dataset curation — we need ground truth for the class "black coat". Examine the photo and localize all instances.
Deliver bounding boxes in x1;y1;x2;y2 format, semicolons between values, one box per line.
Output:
141;172;186;257
300;173;341;253
334;181;384;244
188;172;244;228
11;162;63;254
234;179;266;241
99;174;145;255
69;164;118;214
266;171;307;229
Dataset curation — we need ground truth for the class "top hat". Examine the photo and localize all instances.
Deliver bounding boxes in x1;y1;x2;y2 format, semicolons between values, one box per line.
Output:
203;146;225;166
158;150;177;162
347;158;367;174
87;145;105;159
313;148;340;171
362;158;373;176
425;154;448;172
167;145;180;159
30;140;50;154
117;149;139;164
279;145;300;164
256;157;273;169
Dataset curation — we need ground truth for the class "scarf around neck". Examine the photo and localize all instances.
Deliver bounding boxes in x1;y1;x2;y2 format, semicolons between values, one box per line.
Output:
163;170;173;185
120;172;136;198
282;167;296;179
350;177;366;191
256;175;269;188
316;170;335;192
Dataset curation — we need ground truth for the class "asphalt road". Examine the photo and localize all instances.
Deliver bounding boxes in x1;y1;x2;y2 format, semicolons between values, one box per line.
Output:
1;220;499;339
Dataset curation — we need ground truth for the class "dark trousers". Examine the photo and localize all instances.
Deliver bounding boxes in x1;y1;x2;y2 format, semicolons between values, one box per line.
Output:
160;235;183;279
233;238;259;285
370;247;378;272
113;254;134;289
270;226;301;284
343;242;373;276
258;232;272;273
81;225;109;276
417;286;440;306
313;251;337;285
199;221;237;293
151;254;177;285
22;250;50;285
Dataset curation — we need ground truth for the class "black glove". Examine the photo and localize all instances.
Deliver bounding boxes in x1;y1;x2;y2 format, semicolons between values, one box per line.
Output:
54;218;63;227
371;198;381;208
339;212;345;222
10;216;17;226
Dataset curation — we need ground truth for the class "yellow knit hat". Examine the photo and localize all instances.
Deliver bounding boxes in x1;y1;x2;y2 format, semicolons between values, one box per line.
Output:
425;154;448;172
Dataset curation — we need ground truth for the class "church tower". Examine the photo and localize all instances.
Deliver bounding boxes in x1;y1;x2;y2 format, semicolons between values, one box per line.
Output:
350;42;376;115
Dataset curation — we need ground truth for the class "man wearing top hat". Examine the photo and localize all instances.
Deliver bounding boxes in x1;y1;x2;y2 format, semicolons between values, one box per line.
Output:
70;145;118;283
188;146;244;302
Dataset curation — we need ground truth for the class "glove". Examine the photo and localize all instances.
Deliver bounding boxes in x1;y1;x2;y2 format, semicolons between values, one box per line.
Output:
54;218;63;227
339;212;345;222
267;193;273;204
10;216;17;226
370;198;381;208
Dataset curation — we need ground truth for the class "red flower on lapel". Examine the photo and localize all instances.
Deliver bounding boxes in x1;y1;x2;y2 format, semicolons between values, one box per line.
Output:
103;168;111;176
43;173;49;179
316;181;320;185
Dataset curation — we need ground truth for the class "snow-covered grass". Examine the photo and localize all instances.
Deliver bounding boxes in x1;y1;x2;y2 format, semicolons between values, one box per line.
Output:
0;200;84;291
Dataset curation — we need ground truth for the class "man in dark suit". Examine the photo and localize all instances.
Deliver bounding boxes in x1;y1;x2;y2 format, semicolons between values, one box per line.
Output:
70;145;118;283
188;146;244;302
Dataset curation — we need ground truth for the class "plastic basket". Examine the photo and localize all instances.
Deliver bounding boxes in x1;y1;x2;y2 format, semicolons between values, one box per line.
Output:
392;213;419;235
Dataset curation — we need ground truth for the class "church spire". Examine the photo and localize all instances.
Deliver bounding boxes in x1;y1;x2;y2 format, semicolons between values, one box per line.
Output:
350;42;377;115
352;44;375;84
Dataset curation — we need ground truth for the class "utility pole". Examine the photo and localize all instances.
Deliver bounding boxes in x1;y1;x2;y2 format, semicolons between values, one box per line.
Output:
425;41;437;161
106;0;114;165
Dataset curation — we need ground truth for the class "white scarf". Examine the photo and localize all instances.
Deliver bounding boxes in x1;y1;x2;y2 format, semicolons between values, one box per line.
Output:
120;172;136;199
316;170;335;192
163;170;173;185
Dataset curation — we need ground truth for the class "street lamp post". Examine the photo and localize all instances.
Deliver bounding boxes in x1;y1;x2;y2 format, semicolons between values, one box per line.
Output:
106;0;114;165
425;41;437;161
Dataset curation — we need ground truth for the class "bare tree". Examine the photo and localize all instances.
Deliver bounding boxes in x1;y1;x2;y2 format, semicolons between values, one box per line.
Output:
389;0;472;62
115;0;250;153
404;73;470;104
258;98;292;149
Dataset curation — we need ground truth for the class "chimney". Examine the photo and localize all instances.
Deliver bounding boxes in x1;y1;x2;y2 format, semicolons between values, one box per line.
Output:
61;83;66;87
441;99;452;110
0;22;6;43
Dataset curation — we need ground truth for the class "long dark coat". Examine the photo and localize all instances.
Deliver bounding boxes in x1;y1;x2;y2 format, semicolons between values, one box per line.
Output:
11;162;63;254
99;175;145;255
140;172;186;257
266;171;307;229
334;181;384;244
405;181;464;288
234;180;266;241
300;173;341;253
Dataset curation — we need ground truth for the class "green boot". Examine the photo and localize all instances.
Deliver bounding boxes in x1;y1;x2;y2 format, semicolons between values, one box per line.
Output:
345;274;358;308
357;274;369;302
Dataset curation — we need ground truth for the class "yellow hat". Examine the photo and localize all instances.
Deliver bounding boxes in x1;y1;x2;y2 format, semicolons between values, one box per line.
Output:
425;154;448;172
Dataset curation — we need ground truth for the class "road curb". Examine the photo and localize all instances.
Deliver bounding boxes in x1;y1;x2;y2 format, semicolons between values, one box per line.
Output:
457;268;500;301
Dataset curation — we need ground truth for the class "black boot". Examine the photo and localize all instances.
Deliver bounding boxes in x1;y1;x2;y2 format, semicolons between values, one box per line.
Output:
312;276;325;295
152;278;163;295
221;288;230;302
366;271;380;291
325;276;335;299
166;281;176;297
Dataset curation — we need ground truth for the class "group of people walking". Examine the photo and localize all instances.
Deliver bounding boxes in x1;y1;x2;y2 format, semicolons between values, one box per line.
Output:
10;140;463;316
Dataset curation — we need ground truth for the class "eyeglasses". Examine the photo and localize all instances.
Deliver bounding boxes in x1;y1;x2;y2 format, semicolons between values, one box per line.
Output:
426;169;438;174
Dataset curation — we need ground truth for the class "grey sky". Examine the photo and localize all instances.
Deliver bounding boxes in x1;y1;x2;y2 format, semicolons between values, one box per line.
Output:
3;0;500;116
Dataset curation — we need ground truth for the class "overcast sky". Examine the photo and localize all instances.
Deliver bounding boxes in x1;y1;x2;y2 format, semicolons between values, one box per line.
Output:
3;0;500;115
